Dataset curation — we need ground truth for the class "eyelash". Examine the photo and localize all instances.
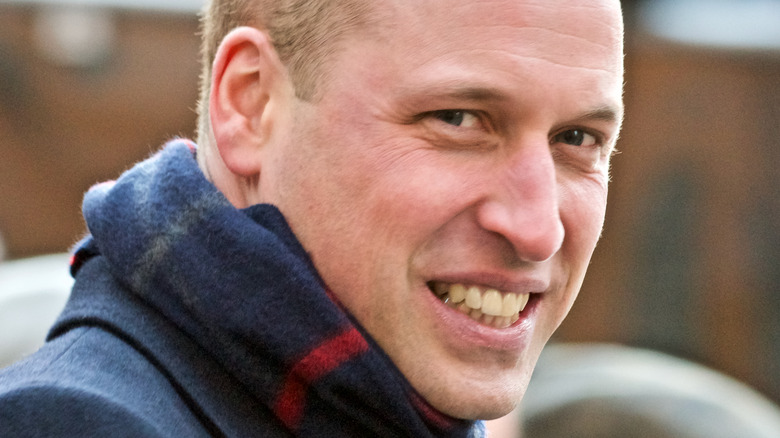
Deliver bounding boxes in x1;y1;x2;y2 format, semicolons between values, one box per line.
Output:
551;128;604;149
421;110;608;153
427;110;483;129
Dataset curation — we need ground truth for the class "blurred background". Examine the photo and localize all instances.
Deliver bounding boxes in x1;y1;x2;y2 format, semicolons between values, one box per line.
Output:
0;0;778;427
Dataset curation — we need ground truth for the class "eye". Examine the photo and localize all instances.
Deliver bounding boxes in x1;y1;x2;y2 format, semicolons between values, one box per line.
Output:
432;110;480;128
553;129;599;148
416;109;497;151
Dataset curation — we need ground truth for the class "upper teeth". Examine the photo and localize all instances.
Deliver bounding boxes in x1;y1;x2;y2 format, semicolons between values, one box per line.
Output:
433;283;530;326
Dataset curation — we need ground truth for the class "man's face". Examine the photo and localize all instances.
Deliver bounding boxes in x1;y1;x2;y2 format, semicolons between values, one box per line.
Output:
260;0;624;419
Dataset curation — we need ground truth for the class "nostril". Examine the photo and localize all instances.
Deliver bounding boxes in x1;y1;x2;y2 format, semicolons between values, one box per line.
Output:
477;200;564;263
522;219;564;263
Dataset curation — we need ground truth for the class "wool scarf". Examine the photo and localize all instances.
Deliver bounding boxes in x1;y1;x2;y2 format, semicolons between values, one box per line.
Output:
70;140;485;437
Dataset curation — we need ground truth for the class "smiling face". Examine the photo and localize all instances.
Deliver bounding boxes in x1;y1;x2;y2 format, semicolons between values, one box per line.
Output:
256;0;624;420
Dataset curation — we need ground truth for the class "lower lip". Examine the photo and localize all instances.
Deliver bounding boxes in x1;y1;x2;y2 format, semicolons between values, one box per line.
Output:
423;286;539;352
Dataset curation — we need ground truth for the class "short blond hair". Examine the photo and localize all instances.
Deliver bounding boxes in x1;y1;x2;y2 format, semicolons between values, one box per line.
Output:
196;0;373;145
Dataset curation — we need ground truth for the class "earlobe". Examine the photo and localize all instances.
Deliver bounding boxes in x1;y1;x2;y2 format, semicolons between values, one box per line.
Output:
210;26;286;177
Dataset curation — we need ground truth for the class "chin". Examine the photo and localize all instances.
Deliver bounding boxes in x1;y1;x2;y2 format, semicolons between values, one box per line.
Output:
425;370;531;421
439;390;523;421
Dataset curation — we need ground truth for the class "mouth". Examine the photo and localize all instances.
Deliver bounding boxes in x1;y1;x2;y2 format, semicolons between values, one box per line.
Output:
427;282;533;329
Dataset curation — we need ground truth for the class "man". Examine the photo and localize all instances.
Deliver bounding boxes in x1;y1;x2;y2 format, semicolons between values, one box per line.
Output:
0;0;624;436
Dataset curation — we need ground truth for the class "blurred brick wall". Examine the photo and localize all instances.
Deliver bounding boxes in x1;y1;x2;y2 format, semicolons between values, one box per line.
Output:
0;5;200;258
559;31;780;404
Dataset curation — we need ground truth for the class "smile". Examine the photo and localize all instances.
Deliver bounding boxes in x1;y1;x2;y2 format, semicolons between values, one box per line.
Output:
429;282;531;329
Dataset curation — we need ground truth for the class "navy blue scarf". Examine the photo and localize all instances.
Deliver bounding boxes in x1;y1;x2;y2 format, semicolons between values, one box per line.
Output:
70;140;484;437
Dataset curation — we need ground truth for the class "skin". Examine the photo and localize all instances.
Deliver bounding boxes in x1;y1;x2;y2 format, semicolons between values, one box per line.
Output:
206;0;624;421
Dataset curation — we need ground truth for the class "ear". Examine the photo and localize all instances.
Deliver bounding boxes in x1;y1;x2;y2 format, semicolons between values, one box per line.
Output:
209;26;289;177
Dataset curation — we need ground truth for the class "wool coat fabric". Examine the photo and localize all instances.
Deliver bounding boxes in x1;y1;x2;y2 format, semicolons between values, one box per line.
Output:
0;140;485;437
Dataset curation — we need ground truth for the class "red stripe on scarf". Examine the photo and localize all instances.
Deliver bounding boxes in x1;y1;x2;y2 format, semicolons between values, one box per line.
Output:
274;327;369;430
410;390;462;431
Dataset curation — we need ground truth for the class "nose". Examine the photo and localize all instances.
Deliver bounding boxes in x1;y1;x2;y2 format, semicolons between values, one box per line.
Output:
476;137;564;263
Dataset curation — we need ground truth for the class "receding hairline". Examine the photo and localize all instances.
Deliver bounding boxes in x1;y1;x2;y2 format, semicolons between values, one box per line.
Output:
195;0;378;148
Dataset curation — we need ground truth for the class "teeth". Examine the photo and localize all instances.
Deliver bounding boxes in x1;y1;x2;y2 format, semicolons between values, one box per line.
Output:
501;293;518;317
518;294;530;312
482;290;503;316
450;284;467;303
433;282;449;296
465;286;482;309
433;283;531;329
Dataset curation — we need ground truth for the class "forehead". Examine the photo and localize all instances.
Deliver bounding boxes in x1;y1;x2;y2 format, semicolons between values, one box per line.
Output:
337;0;624;106
379;0;622;56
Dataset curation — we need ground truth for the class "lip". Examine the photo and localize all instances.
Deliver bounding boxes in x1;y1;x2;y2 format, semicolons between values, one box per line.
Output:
422;277;547;352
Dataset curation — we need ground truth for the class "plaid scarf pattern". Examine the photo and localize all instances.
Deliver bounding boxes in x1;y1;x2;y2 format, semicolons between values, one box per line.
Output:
69;140;485;437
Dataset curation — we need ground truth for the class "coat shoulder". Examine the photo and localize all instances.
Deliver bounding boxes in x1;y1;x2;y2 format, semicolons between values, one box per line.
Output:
0;382;164;437
0;326;210;438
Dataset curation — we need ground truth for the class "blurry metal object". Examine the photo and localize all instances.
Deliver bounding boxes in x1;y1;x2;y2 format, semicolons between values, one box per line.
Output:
33;4;115;68
0;254;72;369
523;343;780;438
640;0;780;50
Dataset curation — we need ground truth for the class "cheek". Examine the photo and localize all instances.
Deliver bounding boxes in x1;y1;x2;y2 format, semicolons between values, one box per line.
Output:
549;178;607;327
559;177;608;277
347;138;474;224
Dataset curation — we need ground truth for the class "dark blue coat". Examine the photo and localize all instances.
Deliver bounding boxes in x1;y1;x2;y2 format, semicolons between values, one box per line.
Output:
0;256;288;437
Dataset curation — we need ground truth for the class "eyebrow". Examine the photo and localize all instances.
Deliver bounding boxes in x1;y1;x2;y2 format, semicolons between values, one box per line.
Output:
400;83;624;125
396;82;509;104
438;86;508;102
576;106;624;125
